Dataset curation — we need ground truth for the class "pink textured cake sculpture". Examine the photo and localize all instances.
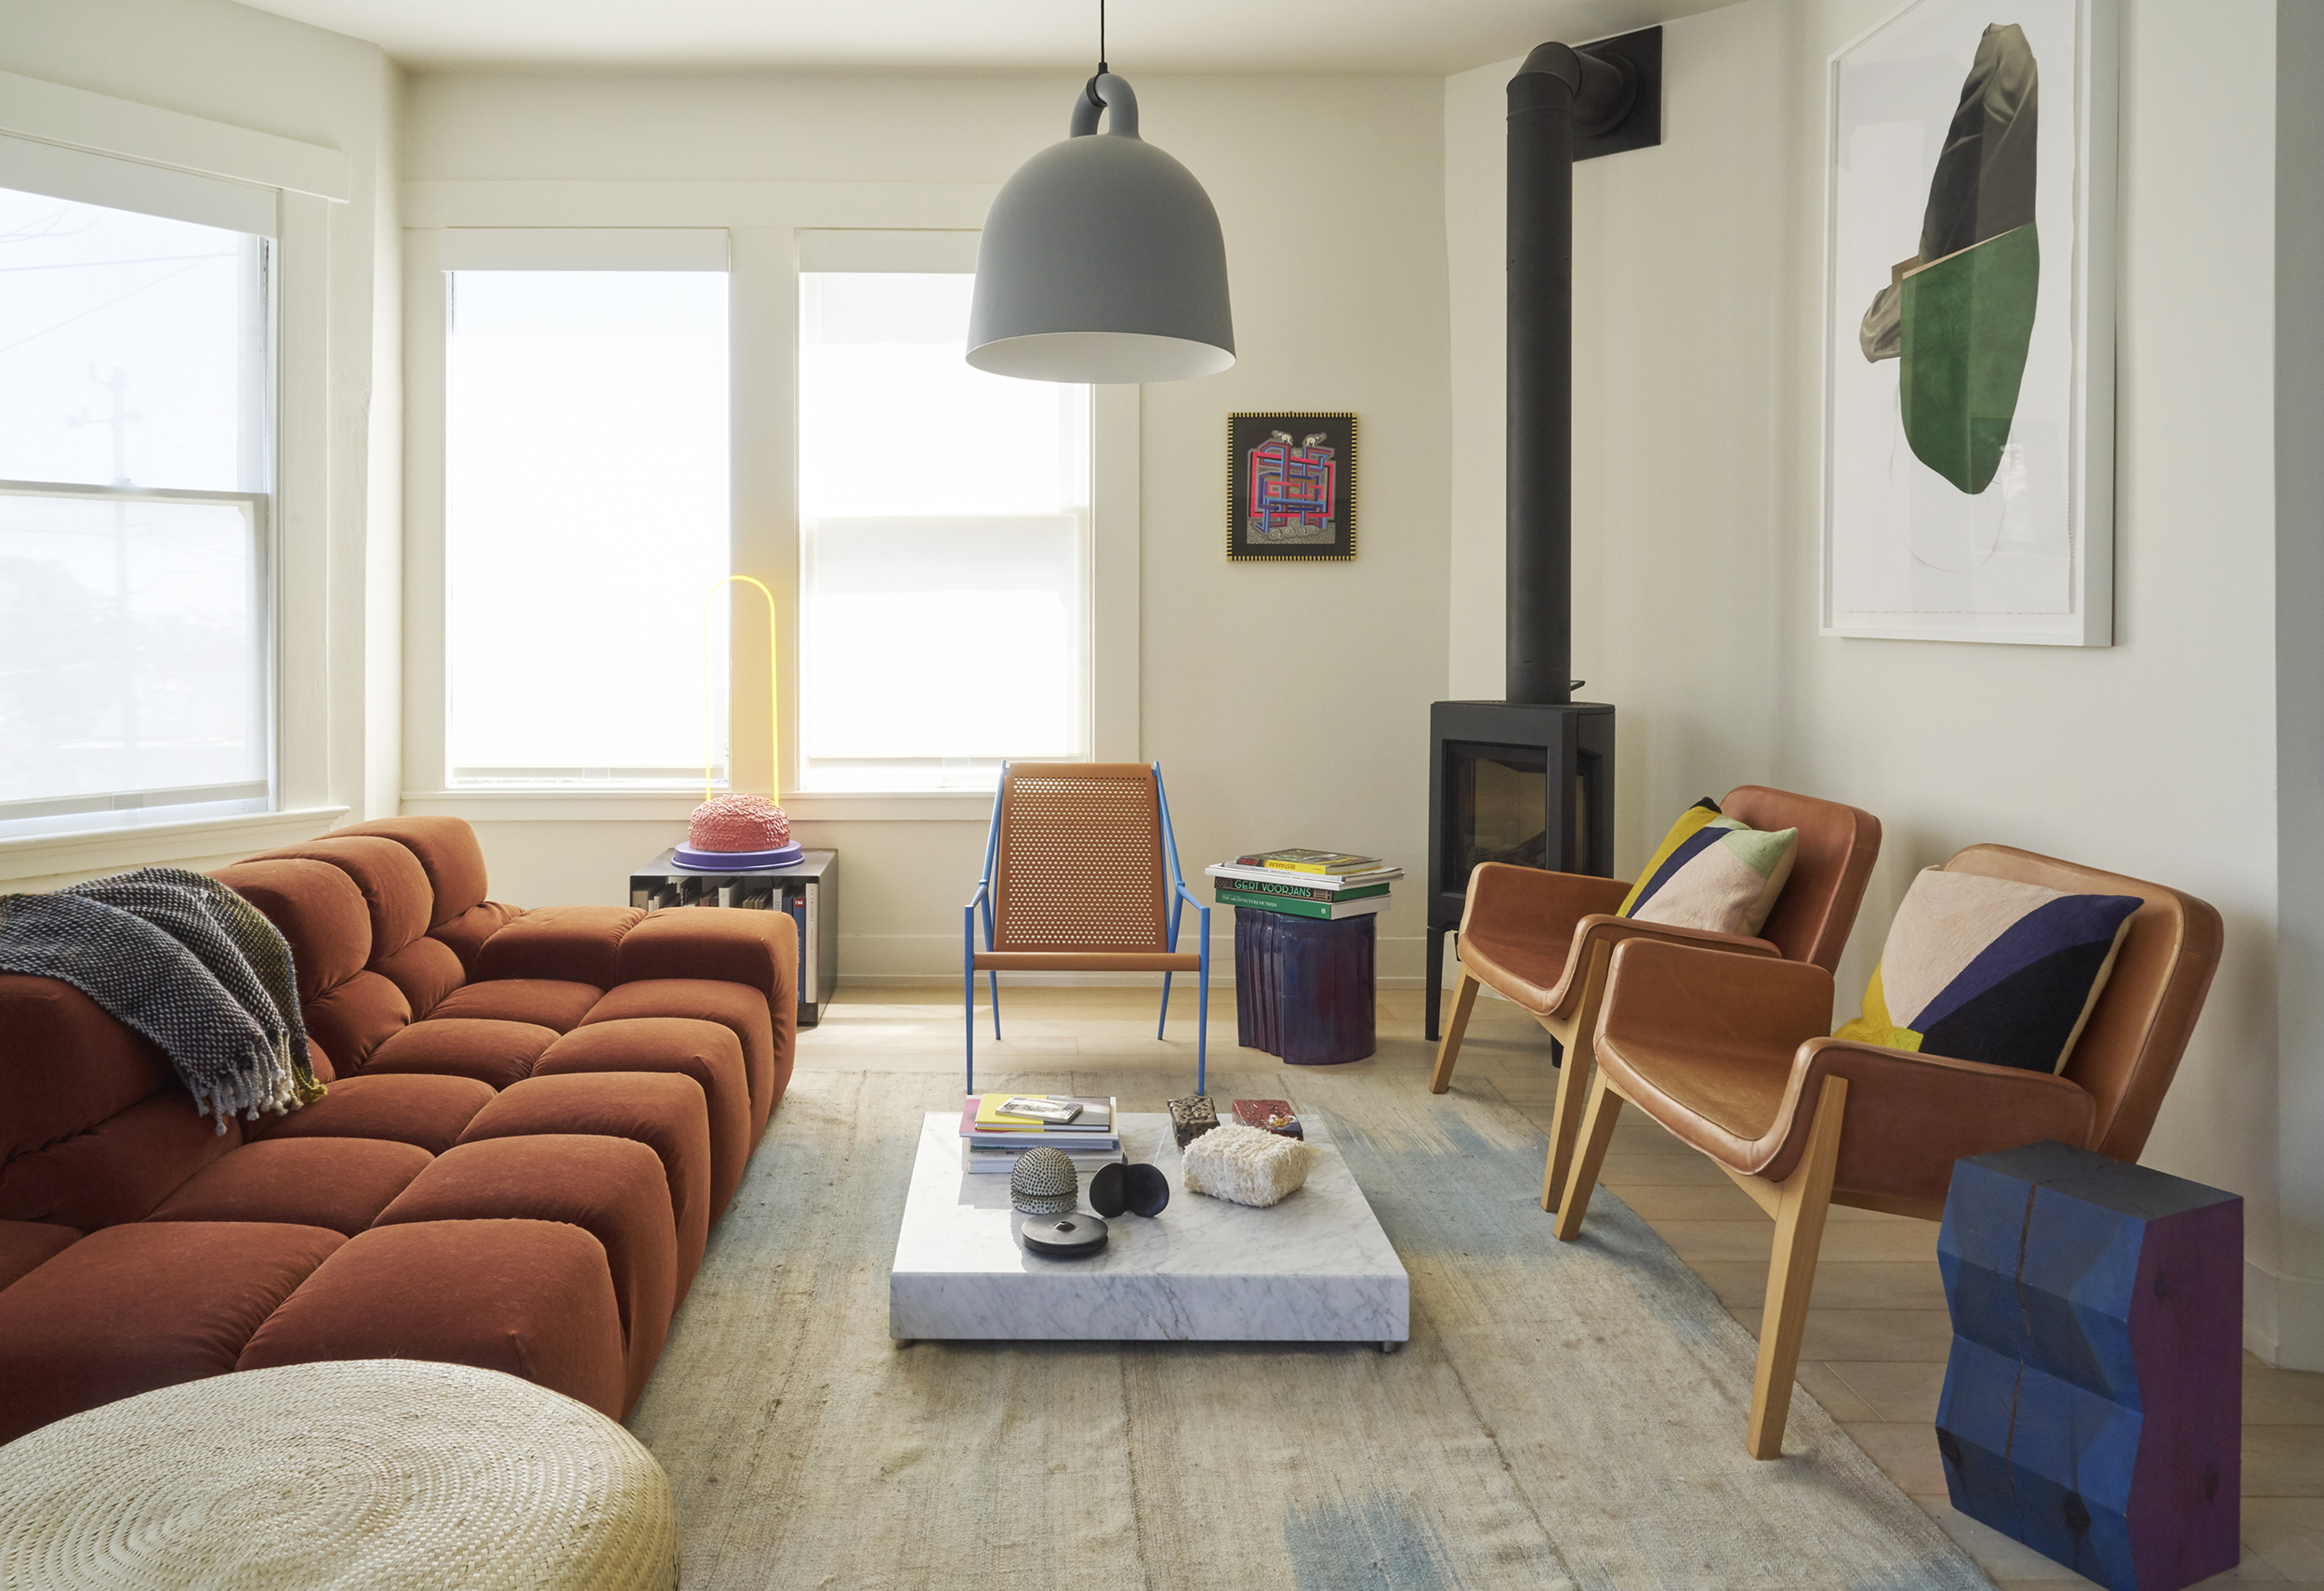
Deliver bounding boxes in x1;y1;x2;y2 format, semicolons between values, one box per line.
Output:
674;792;803;871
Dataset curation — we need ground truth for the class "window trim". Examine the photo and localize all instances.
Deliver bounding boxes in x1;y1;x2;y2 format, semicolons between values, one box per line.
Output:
0;142;290;848
0;71;344;874
401;188;1141;822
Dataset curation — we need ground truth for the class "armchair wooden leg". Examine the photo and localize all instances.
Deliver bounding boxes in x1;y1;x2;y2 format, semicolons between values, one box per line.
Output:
1746;1074;1849;1460
1552;1072;1622;1240
1428;971;1481;1094
1540;1022;1595;1212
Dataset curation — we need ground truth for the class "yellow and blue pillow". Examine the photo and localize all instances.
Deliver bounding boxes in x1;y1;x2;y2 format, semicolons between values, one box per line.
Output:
1618;798;1799;940
1835;867;2142;1073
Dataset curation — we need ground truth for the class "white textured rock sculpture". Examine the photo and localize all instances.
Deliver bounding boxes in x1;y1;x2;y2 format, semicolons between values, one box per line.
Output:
1181;1122;1314;1208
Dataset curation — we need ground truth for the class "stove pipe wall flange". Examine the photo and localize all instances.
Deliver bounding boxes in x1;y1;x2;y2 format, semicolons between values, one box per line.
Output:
1504;30;1661;706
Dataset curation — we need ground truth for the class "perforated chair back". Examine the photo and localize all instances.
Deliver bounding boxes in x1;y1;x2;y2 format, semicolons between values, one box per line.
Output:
991;763;1169;953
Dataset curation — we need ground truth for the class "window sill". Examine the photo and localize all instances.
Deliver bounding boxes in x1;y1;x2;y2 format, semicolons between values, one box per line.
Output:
400;790;994;822
0;806;351;885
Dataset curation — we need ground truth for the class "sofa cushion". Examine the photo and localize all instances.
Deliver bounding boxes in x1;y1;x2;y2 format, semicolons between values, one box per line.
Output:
302;969;412;1075
614;906;797;1010
372;936;466;1019
146;1137;433;1235
0;975;177;1166
583;980;780;1142
0;1220;343;1443
477;906;645;990
240;1219;626;1420
209;859;371;1001
0;1091;241;1230
375;1136;676;1412
0;1221;78;1293
428;979;601;1034
363;1019;556;1091
244;1074;495;1155
431;901;526;977
330;817;494;927
253;836;432;962
533;1019;751;1216
460;1072;713;1300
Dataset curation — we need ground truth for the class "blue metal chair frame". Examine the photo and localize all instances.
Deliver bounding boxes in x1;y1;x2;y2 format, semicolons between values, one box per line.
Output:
963;761;1209;1096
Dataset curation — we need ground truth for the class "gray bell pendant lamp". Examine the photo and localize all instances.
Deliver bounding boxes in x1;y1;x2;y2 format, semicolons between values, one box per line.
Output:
967;5;1235;383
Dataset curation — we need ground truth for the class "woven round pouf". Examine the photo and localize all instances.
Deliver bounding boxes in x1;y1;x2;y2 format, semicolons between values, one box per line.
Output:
0;1360;678;1590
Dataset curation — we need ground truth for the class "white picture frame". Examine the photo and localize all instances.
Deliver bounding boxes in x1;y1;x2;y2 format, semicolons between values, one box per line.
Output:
1818;0;2118;646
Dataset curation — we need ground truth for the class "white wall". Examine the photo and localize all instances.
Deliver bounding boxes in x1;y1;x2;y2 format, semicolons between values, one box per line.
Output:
2273;0;2324;1368
398;70;1452;983
1445;0;2304;1361
1446;2;1791;882
0;0;404;886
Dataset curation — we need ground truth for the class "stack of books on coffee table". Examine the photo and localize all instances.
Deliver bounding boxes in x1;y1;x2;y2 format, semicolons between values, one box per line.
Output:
958;1094;1124;1174
1206;848;1403;922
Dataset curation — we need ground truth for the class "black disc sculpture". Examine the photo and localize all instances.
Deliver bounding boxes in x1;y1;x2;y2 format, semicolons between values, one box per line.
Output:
1089;1161;1170;1218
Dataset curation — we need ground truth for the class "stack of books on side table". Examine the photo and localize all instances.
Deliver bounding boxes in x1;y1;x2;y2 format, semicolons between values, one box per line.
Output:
959;1094;1124;1174
1206;848;1403;921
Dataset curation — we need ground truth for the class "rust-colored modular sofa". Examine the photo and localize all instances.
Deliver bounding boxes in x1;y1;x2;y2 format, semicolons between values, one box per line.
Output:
0;817;795;1442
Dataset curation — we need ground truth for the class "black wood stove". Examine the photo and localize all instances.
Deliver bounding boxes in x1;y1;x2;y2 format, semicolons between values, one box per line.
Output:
1422;28;1659;1042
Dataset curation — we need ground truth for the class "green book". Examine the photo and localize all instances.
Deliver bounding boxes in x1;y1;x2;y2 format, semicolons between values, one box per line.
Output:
1217;876;1391;903
1215;888;1389;922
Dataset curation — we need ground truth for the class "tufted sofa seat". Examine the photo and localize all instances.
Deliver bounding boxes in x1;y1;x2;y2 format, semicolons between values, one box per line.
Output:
0;817;795;1440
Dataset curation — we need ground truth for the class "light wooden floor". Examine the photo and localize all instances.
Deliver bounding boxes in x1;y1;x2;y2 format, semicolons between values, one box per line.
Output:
795;980;2324;1591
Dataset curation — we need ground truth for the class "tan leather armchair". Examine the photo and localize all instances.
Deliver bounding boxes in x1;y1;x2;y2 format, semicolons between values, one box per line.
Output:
1429;786;1882;1215
1560;844;2224;1459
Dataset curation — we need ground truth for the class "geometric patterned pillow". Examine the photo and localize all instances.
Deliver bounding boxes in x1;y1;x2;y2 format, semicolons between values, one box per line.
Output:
1616;797;1799;940
1833;867;2143;1073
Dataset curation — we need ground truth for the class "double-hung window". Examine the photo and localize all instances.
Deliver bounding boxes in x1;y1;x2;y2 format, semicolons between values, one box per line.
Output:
797;231;1094;793
438;233;731;788
0;170;274;837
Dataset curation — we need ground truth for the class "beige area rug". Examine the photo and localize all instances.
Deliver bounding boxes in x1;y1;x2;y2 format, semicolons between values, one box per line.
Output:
627;1067;1993;1591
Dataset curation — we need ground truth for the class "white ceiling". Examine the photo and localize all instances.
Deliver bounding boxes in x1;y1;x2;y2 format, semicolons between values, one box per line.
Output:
235;0;1732;75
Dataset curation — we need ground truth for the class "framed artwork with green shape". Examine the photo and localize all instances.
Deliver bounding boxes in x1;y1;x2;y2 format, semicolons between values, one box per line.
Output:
1819;0;2117;645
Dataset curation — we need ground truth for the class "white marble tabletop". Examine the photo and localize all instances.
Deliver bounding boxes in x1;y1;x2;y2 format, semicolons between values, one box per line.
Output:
889;1112;1408;1346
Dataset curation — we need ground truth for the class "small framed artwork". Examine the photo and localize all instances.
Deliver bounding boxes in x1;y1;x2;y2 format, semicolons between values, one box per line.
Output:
1819;0;2117;645
1227;413;1356;561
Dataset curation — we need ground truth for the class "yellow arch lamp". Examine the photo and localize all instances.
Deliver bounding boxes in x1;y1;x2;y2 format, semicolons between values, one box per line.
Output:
675;575;805;872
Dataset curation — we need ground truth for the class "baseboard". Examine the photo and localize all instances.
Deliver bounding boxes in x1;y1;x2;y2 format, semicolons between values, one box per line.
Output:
2248;1258;2281;1364
833;931;1433;988
2243;1258;2324;1369
2278;1270;2324;1372
838;970;1439;989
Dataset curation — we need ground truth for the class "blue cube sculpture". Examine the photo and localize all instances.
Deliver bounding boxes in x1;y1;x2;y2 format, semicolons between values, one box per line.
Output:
1937;1140;2241;1591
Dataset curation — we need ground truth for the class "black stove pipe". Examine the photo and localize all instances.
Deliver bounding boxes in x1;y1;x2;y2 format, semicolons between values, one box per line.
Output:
1506;44;1632;706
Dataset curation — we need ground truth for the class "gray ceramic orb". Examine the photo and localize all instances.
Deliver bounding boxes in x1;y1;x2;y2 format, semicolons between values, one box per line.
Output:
1010;1146;1080;1215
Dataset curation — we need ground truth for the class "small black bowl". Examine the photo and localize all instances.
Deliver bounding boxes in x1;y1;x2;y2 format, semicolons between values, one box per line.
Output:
1089;1161;1170;1218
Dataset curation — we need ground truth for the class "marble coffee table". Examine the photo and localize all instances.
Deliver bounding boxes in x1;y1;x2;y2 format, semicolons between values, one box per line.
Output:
889;1111;1408;1348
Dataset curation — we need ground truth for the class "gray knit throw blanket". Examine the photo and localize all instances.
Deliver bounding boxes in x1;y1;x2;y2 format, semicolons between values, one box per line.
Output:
0;867;324;1132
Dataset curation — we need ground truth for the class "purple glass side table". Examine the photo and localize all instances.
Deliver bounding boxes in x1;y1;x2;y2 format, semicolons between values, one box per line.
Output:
1234;910;1376;1066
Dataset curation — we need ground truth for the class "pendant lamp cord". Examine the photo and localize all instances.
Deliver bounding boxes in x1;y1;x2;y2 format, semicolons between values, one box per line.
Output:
1098;0;1107;73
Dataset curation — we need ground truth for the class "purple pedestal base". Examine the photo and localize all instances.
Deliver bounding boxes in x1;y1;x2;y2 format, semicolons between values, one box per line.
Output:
1937;1139;2243;1591
1234;911;1375;1066
673;843;805;872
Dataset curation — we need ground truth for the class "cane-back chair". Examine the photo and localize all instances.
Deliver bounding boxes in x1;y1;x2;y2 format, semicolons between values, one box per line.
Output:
1564;844;2224;1458
964;762;1208;1092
